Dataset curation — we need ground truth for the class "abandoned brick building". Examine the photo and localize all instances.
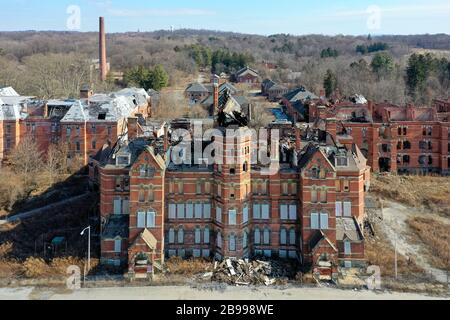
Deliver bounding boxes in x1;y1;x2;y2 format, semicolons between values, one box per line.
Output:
280;87;450;175
0;86;151;165
92;86;370;279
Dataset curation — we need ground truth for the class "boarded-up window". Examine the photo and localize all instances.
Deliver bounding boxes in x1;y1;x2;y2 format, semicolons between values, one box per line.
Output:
253;204;261;219
204;181;211;194
336;201;342;217
148;188;154;202
168;229;175;243
344;201;352;217
243;206;249;223
289;205;297;220
311;212;319;229
280;204;288;220
138;189;145;202
263;228;270;245
291;182;297;195
254;228;261;244
177;228;184;244
280;228;287;245
261;181;268;194
195;203;203;219
137;211;146;228
122;198;129;215
113;198;122;215
320;189;327;203
186;203;194;219
261;204;270;219
228;210;237;225
344;241;352;255
229;235;236;251
177;204;185;219
282;182;288;195
114;239;121;253
195;228;201;244
147;211;156;228
204;228;210;244
169;204;176;219
311;188;318;203
196;181;202;194
216;207;222;222
320;213;329;229
289;229;296;245
203;203;211;219
335;180;341;192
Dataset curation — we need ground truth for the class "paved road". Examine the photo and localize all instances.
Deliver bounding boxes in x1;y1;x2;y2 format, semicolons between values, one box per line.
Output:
0;286;447;300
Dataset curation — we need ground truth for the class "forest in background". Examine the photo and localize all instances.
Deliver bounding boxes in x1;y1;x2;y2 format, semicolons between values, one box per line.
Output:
0;30;449;104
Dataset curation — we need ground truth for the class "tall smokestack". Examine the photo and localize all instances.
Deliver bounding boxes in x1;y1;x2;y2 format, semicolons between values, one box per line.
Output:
99;17;107;82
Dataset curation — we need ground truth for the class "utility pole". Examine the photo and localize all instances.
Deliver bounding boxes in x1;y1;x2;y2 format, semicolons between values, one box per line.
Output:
394;234;398;280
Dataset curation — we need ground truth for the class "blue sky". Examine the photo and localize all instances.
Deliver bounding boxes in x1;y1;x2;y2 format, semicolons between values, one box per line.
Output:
1;0;450;35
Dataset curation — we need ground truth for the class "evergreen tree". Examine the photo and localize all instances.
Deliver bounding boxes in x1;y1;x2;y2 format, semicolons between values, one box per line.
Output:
371;52;394;78
324;69;338;98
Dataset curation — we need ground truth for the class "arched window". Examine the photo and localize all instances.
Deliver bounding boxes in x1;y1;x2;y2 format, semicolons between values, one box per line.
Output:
280;228;287;245
148;187;154;202
195;227;201;244
254;228;261;245
229;234;236;252
263;227;270;245
243;161;248;172
204;227;210;244
177;228;184;244
216;232;222;248
289;229;296;245
311;167;320;179
243;231;248;249
168;228;175;244
228;209;237;225
311;186;318;203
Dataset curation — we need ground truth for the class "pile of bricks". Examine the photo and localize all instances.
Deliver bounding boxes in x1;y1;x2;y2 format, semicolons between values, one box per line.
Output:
211;259;290;286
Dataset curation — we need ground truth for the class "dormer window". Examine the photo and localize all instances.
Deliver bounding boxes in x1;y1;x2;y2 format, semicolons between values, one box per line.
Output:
336;156;348;167
98;113;107;120
116;154;131;166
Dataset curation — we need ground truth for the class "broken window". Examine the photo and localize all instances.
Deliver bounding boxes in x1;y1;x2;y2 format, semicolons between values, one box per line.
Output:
115;177;122;191
403;141;411;149
381;144;390;152
311;168;320;179
419;141;427;150
98;113;106;120
428;156;433;165
403;155;410;164
92;140;96;150
419;155;427;165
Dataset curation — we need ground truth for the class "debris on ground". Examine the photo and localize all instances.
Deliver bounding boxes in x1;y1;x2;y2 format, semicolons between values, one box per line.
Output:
211;258;295;286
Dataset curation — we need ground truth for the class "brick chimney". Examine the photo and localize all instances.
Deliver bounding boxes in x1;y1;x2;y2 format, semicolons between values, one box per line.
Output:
99;17;107;82
80;84;93;100
127;117;138;140
163;125;169;153
213;82;219;110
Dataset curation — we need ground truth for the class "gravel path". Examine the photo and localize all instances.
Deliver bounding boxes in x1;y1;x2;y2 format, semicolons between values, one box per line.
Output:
381;201;449;284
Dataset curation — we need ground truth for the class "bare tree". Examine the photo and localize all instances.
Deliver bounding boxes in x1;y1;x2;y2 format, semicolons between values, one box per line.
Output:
9;136;42;177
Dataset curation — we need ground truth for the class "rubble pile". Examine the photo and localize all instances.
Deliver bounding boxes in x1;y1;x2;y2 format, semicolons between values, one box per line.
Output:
211;258;293;286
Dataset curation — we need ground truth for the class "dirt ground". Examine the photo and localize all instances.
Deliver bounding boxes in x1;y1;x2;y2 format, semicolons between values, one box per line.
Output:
0;285;446;300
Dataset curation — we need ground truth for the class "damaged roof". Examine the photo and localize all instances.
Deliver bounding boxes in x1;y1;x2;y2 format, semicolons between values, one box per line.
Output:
336;217;364;241
284;87;318;103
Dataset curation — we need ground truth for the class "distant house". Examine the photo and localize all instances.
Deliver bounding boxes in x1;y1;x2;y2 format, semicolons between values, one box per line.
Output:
234;66;260;84
201;88;250;119
185;83;210;104
267;84;289;102
261;79;276;95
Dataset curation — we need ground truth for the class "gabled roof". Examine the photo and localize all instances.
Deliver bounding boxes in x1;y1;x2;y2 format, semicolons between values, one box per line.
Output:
309;230;338;252
133;229;158;250
186;82;209;93
336;217;364;242
284;87;318;103
235;66;259;77
268;83;288;91
0;86;19;97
